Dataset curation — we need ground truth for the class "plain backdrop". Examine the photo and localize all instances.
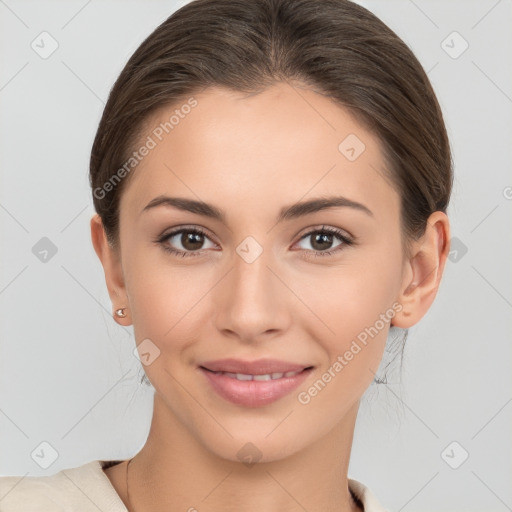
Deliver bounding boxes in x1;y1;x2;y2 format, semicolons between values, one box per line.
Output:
0;1;511;511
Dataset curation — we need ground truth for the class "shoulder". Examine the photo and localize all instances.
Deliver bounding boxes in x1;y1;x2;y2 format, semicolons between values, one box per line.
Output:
349;477;391;512
0;460;127;512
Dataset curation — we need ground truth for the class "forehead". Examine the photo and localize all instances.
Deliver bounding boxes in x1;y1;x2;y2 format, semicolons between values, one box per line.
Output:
120;82;399;222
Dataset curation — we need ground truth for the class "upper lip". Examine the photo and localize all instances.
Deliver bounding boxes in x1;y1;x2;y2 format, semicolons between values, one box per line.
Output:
200;358;312;375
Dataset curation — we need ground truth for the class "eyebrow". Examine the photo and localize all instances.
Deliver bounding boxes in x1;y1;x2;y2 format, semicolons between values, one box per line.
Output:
141;195;374;222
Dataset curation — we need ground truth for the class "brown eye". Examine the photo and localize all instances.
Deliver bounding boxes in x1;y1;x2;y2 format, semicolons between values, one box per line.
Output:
309;232;336;251
296;227;354;257
158;227;216;257
180;231;205;251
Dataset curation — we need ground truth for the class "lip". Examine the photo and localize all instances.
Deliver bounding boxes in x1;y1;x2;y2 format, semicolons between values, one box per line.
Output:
199;358;314;407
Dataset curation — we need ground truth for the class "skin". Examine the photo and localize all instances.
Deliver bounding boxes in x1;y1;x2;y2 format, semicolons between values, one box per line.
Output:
91;81;450;512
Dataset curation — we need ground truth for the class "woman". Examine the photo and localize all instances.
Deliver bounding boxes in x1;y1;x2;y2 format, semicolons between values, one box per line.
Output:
0;0;451;510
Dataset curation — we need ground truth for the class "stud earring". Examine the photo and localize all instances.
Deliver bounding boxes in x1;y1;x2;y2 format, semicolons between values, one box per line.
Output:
114;308;127;318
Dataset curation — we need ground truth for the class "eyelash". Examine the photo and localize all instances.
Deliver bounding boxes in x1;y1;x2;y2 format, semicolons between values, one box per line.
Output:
155;225;355;259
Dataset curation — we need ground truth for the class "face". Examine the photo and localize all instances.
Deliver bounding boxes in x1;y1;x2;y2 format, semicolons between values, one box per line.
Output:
106;82;411;462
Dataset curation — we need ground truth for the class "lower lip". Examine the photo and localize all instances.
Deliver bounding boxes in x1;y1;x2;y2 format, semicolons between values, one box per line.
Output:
199;367;313;407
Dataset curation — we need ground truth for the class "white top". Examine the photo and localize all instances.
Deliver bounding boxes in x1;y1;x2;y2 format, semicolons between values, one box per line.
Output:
0;460;390;511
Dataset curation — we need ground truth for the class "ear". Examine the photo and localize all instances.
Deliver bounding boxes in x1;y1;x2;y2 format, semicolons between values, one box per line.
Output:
90;214;132;326
392;211;451;328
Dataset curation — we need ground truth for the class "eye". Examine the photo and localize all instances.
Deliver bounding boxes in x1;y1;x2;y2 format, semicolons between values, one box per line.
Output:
156;226;217;257
295;226;354;258
155;225;354;259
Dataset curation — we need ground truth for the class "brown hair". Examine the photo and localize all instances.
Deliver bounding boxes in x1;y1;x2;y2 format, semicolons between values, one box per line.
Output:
90;0;452;256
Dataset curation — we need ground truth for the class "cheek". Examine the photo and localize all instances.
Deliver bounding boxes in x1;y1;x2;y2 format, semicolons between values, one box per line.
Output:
124;247;214;349
292;272;397;434
305;244;403;374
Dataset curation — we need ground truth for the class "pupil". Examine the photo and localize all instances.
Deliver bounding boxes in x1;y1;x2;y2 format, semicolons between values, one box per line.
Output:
183;232;203;250
312;233;332;251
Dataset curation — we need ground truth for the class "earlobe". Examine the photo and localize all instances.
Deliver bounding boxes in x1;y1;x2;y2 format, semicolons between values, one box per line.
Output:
90;214;132;326
392;211;451;329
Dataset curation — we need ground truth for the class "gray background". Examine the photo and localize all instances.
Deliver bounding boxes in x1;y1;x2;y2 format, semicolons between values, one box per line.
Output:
1;1;511;510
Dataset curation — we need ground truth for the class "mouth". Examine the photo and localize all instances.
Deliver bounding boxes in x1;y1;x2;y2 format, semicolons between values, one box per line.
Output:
200;368;310;381
198;359;314;407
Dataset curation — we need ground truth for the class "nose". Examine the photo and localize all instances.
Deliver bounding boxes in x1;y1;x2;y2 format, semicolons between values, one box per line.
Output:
213;242;291;343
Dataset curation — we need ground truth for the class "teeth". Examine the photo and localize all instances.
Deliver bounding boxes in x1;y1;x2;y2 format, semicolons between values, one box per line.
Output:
253;374;272;381
215;370;301;381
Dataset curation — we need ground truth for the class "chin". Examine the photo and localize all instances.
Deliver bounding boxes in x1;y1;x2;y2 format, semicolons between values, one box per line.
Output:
206;433;305;466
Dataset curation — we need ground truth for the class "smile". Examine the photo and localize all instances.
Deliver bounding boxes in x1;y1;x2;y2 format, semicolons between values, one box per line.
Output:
199;365;314;407
208;370;303;381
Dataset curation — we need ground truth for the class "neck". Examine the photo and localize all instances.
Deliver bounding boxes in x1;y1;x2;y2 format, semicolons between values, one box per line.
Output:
125;394;362;512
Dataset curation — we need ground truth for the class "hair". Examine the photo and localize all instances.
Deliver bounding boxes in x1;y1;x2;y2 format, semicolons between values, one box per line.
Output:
89;0;453;387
